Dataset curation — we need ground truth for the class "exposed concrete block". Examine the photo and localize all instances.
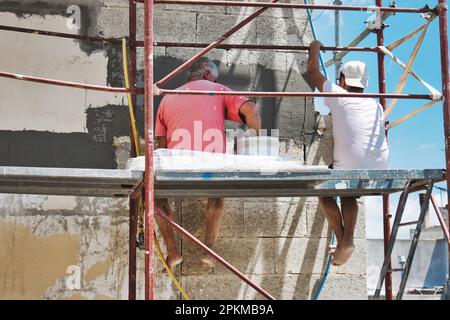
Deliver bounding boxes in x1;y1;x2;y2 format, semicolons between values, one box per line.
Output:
224;1;258;16
275;237;326;275
243;274;310;300
155;10;197;43
227;49;286;70
304;115;334;166
274;238;367;276
224;1;311;19
181;199;244;238
96;7;196;43
309;273;368;300
254;51;288;71
287;52;309;74
226;49;257;68
197;13;257;44
243;200;308;237
219;63;257;92
94;7;129;38
241;197;308;206
307;199;366;240
182;274;311;300
135;250;180;300
355;201;367;239
275;101;311;138
181;237;275;275
181;275;246;300
113;136;131;169
279;138;304;161
301;101;319;135
102;0;129;8
137;47;165;70
333;239;368;275
153;262;182;300
256;17;308;46
165;47;227;64
163;3;225;13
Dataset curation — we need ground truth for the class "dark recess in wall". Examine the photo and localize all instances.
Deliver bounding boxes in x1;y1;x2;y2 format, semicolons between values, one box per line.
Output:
0;105;132;169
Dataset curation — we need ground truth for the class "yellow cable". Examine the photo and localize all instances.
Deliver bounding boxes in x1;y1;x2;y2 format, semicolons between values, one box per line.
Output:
122;38;189;300
154;232;190;300
122;38;141;157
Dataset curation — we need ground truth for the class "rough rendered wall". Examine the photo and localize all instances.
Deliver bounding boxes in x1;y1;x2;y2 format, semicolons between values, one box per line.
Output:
0;0;367;299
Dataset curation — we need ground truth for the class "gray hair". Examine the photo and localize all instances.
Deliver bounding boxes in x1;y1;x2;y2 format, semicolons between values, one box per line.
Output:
187;57;219;80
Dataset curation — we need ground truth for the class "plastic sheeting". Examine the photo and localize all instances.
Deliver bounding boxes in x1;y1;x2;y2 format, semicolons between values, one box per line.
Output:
126;149;328;173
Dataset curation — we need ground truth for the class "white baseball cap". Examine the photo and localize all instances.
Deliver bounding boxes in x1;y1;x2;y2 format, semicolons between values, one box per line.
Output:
340;61;369;89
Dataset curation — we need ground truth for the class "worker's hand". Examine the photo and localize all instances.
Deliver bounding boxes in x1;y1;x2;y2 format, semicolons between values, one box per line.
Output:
310;40;323;51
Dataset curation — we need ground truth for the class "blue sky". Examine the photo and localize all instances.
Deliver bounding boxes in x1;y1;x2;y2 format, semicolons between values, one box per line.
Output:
312;0;448;238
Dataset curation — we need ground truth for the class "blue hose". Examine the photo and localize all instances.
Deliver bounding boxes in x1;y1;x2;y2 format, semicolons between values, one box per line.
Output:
312;232;336;300
304;0;328;79
303;0;336;300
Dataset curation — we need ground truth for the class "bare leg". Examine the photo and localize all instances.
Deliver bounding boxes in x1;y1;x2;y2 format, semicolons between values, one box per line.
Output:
319;197;345;245
332;197;358;266
201;198;225;268
155;198;182;272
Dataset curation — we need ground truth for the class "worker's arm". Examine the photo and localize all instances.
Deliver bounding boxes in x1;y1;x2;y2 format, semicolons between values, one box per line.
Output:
307;40;327;92
157;136;167;149
238;101;261;134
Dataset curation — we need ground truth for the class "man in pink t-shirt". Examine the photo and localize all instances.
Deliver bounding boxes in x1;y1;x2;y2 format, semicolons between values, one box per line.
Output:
155;57;261;271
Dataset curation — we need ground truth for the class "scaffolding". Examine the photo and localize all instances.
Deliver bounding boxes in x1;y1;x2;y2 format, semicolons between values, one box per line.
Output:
0;0;449;300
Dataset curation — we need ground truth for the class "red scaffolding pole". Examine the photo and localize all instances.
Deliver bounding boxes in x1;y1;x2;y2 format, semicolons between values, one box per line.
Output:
437;0;450;289
144;0;156;300
128;0;138;301
374;0;393;301
140;0;433;13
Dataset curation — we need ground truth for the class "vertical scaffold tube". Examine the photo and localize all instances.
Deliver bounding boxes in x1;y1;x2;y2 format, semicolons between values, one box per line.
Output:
144;0;155;300
437;0;450;290
375;0;393;300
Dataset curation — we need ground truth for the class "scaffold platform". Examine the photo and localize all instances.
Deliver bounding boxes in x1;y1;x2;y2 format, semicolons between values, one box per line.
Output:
0;166;444;198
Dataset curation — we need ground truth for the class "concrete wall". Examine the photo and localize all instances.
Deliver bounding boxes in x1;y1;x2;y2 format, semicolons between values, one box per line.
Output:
0;0;368;300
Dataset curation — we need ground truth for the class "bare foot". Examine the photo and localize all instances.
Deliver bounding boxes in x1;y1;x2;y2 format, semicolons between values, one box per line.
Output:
328;244;337;255
201;255;216;269
162;254;183;273
332;243;354;266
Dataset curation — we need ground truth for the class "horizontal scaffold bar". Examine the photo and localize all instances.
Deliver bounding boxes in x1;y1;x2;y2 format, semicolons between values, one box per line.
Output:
0;70;144;94
0;25;122;43
145;0;433;14
157;88;437;100
151;42;378;52
0;69;437;100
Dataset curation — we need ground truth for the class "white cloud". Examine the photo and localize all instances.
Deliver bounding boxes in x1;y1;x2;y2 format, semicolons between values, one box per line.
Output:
417;144;436;150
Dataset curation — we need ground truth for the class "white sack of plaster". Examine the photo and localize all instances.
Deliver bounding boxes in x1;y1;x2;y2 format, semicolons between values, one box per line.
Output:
126;149;328;173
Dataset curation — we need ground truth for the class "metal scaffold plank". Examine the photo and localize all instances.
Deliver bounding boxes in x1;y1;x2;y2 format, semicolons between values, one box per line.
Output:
0;166;444;199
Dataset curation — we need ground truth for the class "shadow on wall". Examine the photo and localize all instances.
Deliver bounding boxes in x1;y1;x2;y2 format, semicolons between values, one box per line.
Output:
175;197;329;300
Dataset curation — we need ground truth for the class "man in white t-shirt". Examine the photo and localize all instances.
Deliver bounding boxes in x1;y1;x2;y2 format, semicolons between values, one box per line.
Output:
307;40;389;266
